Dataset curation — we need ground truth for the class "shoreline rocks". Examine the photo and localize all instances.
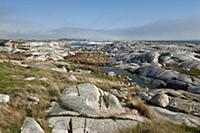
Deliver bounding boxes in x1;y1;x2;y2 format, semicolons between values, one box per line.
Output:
1;40;200;132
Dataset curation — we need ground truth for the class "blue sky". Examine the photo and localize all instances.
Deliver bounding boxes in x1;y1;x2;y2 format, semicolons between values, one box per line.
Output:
0;0;200;40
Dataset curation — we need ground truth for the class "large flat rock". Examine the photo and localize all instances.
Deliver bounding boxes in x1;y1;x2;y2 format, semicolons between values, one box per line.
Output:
59;83;125;117
168;97;200;116
47;116;138;133
47;83;144;133
136;64;200;93
150;106;200;127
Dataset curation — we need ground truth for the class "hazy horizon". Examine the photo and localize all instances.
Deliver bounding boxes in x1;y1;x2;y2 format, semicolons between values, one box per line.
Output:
0;0;200;40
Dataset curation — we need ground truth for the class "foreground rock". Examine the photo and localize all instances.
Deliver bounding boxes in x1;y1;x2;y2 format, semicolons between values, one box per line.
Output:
0;94;10;103
21;117;45;133
59;83;125;117
47;83;142;133
48;116;137;133
149;93;169;107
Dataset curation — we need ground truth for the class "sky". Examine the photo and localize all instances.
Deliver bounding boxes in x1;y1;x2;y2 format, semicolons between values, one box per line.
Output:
0;0;200;40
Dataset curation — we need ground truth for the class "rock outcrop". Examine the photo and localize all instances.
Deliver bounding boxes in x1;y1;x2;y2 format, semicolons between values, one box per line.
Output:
21;117;45;133
136;64;200;94
1;40;200;132
48;116;137;133
150;106;200;127
149;93;169;107
59;83;125;117
47;83;141;133
180;61;200;69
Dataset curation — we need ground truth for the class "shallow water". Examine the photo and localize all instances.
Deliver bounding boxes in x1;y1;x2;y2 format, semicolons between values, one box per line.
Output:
103;66;147;87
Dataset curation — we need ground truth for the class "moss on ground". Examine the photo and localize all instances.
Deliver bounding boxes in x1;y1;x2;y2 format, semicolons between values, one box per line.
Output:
180;69;200;77
163;64;200;77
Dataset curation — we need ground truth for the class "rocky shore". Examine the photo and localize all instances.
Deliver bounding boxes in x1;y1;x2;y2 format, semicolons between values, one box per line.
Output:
0;39;200;133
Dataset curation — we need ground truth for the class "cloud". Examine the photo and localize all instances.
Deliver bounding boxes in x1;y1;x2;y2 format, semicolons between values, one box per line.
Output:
0;19;43;39
0;5;45;39
48;18;200;40
113;18;200;40
47;27;117;40
0;17;200;40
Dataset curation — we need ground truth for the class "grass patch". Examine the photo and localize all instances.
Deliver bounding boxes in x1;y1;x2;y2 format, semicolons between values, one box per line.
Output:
64;53;110;66
119;121;200;133
0;62;69;132
163;64;200;77
0;51;137;132
0;62;67;94
179;69;200;77
0;61;134;132
76;73;129;91
8;123;21;133
126;97;154;120
0;63;26;92
0;51;27;60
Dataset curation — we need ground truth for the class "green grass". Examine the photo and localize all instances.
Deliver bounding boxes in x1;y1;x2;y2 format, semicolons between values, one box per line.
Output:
8;123;21;133
163;64;200;77
0;61;136;132
0;62;69;132
0;63;26;93
0;62;67;94
180;69;200;77
1;61;199;133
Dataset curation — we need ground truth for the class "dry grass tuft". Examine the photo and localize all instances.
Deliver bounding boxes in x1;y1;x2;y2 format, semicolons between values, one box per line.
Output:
64;53;110;66
0;97;26;133
163;64;200;77
126;96;154;120
0;62;69;132
119;121;200;133
76;74;128;91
